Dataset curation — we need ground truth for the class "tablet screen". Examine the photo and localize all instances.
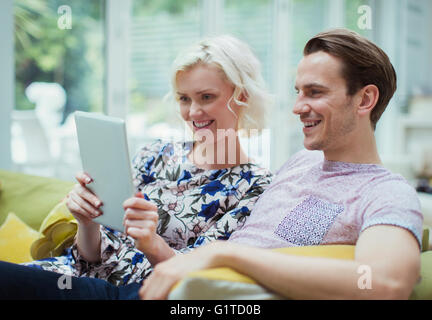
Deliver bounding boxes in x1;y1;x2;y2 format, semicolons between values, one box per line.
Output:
74;111;134;232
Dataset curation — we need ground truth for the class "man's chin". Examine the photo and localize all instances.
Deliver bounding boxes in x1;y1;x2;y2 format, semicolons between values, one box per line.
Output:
303;140;322;151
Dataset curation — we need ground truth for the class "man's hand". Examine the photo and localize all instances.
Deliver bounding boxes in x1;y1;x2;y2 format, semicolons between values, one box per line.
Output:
139;242;228;300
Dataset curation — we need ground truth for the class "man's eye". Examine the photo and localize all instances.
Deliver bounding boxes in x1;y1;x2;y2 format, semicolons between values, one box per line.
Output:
310;90;321;96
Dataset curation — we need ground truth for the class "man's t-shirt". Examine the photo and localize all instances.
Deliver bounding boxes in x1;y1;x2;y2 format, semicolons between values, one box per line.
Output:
229;149;424;249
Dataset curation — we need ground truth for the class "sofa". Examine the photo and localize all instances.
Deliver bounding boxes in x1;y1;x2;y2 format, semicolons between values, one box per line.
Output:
0;169;431;300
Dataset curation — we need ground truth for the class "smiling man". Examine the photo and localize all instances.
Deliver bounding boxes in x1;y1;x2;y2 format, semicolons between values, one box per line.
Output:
139;29;424;300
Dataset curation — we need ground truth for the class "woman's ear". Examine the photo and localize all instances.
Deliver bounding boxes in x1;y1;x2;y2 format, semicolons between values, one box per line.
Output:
357;84;379;117
238;90;249;103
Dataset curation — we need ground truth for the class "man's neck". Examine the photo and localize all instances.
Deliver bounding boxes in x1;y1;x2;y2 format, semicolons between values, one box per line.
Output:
323;127;382;165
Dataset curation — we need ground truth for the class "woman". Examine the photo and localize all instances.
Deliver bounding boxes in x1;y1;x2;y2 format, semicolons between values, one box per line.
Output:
19;35;273;289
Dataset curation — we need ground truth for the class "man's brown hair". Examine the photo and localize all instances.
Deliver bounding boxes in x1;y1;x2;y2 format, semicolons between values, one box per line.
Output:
303;28;397;130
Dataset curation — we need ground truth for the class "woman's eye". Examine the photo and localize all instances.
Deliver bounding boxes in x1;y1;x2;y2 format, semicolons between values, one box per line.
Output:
202;94;213;101
179;96;190;102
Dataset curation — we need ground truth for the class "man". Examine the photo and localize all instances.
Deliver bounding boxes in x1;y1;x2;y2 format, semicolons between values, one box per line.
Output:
139;28;423;300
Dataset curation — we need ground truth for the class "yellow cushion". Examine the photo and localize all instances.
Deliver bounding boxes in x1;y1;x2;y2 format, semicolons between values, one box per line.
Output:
170;245;432;300
30;200;78;260
0;213;41;263
174;245;355;290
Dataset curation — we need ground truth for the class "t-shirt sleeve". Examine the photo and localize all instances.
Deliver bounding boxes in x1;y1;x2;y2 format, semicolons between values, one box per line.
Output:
360;180;424;249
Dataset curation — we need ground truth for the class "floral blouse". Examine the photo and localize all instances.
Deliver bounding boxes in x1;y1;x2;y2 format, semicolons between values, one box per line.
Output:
25;140;273;286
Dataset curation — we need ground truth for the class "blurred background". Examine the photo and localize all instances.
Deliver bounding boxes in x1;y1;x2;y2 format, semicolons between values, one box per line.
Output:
0;0;431;197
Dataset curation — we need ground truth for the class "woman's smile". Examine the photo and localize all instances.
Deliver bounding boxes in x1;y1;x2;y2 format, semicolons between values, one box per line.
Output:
192;120;215;130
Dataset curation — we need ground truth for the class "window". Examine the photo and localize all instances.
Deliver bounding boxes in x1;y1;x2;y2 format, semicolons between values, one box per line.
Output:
13;0;105;179
128;0;201;153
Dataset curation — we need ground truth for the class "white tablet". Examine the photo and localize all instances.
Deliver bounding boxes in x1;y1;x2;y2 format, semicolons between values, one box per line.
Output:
74;111;134;232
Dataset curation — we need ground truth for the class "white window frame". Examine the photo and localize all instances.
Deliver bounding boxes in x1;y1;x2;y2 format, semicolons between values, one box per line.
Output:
104;0;223;120
0;0;13;170
105;0;131;119
201;0;224;36
104;0;432;169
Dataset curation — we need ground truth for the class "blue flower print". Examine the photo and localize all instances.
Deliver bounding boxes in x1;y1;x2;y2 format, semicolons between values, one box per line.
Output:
158;143;174;158
141;172;156;184
25;263;43;270
217;232;231;241
194;236;205;246
198;200;220;221
131;252;144;265
222;184;238;196
208;169;228;181
240;170;254;184
38;257;58;262
157;144;168;158
123;274;131;285
177;170;192;186
200;180;225;196
230;206;249;217
144;156;155;172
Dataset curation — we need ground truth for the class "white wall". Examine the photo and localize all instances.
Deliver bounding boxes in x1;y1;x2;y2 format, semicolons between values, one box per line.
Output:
0;0;13;170
428;1;432;92
373;0;432;156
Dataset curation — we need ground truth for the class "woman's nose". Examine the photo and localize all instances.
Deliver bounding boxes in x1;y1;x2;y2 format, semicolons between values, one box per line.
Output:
189;102;203;117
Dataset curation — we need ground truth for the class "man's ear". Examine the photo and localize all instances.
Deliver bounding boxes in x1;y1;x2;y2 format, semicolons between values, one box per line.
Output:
357;84;379;117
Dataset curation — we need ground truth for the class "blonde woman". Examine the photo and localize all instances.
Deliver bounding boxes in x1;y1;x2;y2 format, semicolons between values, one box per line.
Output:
3;35;273;299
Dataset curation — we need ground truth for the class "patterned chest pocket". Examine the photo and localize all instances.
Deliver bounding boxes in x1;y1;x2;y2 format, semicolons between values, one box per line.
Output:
274;195;344;246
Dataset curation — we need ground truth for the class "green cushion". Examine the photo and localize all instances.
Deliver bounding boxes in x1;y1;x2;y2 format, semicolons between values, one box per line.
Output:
0;170;74;231
410;251;432;300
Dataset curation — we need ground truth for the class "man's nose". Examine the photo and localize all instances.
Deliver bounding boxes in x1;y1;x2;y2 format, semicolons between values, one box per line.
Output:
292;97;311;115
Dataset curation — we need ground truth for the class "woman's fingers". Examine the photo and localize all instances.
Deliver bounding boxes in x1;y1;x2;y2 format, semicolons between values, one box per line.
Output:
123;208;158;222
74;172;103;208
124;216;157;237
73;184;103;209
123;197;157;211
69;189;102;218
67;195;96;223
126;226;154;240
75;171;93;186
124;219;157;231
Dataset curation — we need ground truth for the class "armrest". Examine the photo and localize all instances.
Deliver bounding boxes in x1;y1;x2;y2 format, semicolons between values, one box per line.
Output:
168;245;355;300
168;245;432;300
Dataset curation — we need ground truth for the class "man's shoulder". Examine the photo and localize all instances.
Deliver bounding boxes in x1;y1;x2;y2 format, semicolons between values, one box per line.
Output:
356;166;421;213
367;169;418;197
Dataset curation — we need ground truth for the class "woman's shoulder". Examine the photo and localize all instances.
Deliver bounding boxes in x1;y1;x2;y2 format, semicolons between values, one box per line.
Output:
134;139;191;161
132;140;195;177
233;162;273;179
210;162;273;191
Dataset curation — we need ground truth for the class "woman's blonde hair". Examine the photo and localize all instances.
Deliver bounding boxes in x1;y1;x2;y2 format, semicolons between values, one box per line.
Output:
168;35;273;135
